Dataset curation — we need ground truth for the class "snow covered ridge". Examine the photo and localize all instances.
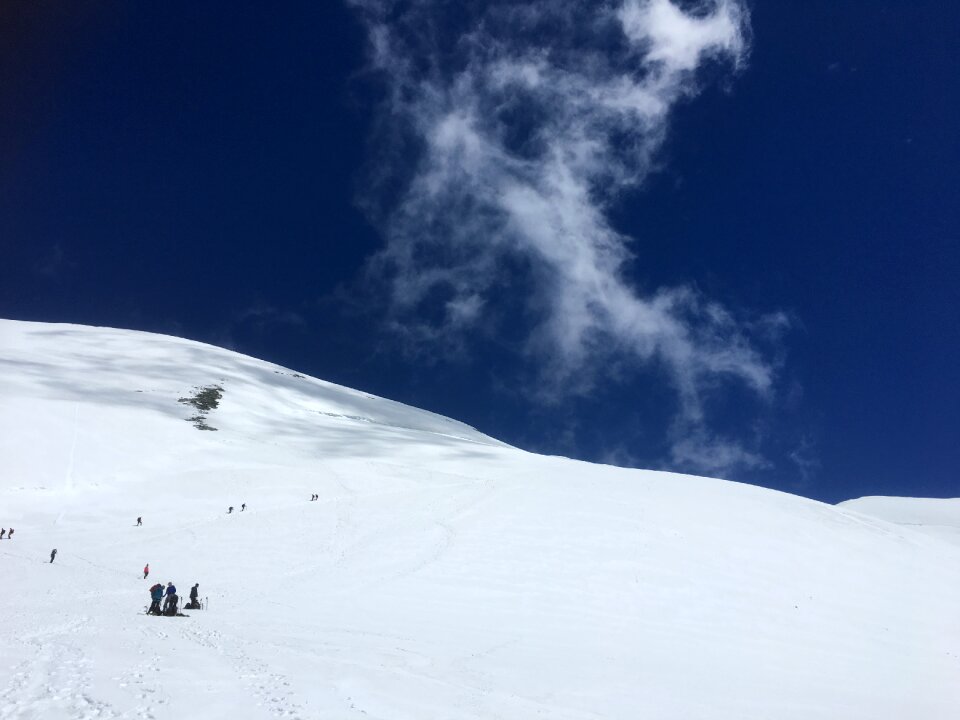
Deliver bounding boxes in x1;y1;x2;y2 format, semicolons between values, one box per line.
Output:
0;319;504;471
838;496;960;546
1;319;959;719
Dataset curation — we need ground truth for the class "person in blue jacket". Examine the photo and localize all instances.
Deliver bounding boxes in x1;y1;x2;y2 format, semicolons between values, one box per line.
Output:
163;582;179;615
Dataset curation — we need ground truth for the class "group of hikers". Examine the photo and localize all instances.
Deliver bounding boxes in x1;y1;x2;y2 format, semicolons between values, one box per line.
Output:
20;498;329;614
143;557;200;616
0;527;14;539
148;581;201;616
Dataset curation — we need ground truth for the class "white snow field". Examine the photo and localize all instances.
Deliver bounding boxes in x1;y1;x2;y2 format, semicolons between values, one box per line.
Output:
838;496;960;547
1;319;957;720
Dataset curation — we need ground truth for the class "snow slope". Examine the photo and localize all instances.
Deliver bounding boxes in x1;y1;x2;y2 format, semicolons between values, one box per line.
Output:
1;319;958;720
838;496;960;547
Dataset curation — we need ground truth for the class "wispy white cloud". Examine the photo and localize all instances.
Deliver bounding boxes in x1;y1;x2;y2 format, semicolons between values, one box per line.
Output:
669;424;770;477
350;0;782;474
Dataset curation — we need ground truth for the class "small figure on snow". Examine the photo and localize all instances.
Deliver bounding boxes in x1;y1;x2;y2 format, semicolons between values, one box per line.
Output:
228;506;233;514
163;582;179;616
143;563;150;579
136;517;142;526
241;503;246;511
148;583;164;614
50;548;57;563
187;583;200;609
0;528;5;539
7;528;13;539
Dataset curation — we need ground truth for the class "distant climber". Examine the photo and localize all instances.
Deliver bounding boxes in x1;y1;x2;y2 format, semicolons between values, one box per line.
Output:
148;583;164;614
162;582;179;615
241;503;246;511
50;548;57;563
7;528;13;539
228;506;233;514
136;517;142;526
143;563;150;579
0;528;5;539
186;583;200;609
163;592;179;616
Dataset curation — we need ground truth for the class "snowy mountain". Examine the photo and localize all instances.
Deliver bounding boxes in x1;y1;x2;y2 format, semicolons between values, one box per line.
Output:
1;319;957;720
838;496;960;547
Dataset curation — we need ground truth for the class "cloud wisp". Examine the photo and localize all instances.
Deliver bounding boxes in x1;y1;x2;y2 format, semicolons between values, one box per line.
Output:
350;0;782;475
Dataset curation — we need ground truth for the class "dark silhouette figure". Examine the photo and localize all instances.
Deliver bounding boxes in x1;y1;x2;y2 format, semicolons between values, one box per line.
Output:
136;517;142;526
0;528;5;539
143;563;150;579
50;549;57;563
241;503;246;511
228;506;233;514
7;528;13;539
163;593;179;616
187;583;200;609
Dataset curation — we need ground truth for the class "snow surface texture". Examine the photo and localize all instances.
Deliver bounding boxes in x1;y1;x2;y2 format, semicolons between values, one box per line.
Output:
1;319;957;719
839;496;960;547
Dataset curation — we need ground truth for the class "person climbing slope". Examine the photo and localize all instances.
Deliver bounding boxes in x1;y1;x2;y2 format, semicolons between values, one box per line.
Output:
0;528;5;539
136;517;142;526
143;563;150;579
49;548;57;563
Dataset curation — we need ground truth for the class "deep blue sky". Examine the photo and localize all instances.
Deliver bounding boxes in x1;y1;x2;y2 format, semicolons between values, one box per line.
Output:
2;1;957;503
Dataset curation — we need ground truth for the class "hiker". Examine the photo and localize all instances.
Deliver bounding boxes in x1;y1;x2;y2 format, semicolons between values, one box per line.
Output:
188;583;200;609
136;517;142;526
241;503;246;511
7;528;13;539
228;506;233;514
0;528;5;539
50;548;57;563
163;582;178;615
143;563;150;579
148;583;164;614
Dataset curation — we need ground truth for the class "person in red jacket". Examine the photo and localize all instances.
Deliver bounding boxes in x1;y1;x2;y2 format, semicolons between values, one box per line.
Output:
143;563;150;579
